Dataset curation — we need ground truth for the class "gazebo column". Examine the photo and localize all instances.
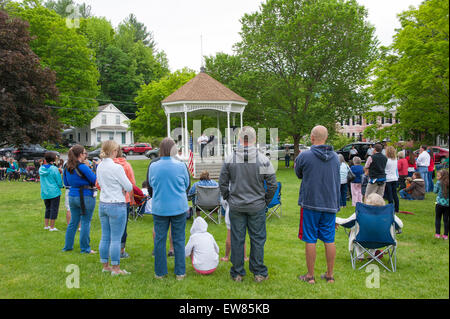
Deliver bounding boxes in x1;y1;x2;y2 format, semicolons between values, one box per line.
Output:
217;112;220;157
184;109;188;158
167;113;171;137
227;110;231;156
240;111;243;129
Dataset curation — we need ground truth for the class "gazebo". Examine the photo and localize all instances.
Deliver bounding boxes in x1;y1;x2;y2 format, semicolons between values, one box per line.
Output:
161;69;247;159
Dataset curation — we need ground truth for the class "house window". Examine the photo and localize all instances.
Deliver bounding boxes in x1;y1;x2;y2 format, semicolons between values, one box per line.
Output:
85;132;88;142
102;114;107;125
116;115;120;125
97;132;101;142
381;117;385;124
109;132;114;140
78;133;80;142
121;132;126;144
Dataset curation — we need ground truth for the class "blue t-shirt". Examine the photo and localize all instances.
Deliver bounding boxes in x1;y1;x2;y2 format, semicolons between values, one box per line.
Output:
350;165;364;184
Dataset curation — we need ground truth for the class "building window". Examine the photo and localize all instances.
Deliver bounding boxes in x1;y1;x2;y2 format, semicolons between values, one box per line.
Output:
85;132;88;142
116;115;120;125
78;132;80;142
121;132;126;144
97;132;101;142
102;114;107;125
109;132;114;140
357;116;362;125
381;117;385;124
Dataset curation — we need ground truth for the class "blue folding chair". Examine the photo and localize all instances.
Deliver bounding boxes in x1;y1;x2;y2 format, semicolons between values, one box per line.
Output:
265;181;282;219
351;202;397;272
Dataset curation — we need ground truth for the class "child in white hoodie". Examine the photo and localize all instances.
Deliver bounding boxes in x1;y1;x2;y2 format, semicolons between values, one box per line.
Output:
185;217;219;275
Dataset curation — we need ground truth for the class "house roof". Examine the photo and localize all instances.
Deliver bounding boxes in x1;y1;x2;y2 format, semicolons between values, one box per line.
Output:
161;72;248;104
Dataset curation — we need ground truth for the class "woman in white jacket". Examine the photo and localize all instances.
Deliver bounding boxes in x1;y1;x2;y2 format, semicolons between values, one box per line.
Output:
185;217;219;275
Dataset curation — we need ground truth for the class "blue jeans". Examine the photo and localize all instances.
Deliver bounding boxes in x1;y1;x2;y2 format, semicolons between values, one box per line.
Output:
427;171;434;192
417;166;429;192
229;208;268;278
99;202;128;266
153;213;186;277
399;189;413;200
63;196;96;253
340;183;347;207
285;156;290;168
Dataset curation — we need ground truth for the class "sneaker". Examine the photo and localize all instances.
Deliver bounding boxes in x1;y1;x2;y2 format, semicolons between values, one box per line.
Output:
155;274;167;279
111;269;131;276
176;274;186;281
44;226;50;230
435;234;441;239
231;275;243;282
49;228;59;232
168;250;174;257
254;275;269;283
442;235;448;240
120;251;130;259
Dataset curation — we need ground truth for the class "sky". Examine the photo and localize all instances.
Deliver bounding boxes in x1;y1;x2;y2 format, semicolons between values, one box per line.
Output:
80;0;424;72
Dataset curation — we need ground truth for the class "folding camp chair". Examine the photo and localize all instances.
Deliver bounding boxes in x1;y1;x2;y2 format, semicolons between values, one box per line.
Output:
350;202;397;272
194;185;221;224
266;181;282;219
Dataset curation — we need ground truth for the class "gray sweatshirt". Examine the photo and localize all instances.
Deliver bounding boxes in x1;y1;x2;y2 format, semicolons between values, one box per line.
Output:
219;145;277;213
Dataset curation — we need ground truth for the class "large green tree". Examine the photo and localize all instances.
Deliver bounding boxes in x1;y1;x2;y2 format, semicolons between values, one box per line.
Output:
0;10;60;145
367;0;449;144
6;0;100;127
235;0;378;156
130;69;196;138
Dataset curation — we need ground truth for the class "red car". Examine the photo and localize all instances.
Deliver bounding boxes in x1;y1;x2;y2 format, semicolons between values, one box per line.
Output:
122;143;152;155
431;146;449;163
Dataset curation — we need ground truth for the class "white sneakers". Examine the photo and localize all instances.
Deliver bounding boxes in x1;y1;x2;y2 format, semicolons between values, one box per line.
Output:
44;226;59;231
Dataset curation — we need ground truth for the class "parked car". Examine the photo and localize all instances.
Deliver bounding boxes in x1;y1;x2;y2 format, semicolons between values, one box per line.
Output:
62;139;77;148
87;148;101;160
122;143;153;155
145;148;159;159
336;142;374;162
0;145;16;158
265;144;310;160
13;144;60;161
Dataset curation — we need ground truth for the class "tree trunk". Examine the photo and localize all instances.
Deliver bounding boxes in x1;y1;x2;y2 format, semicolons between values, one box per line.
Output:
293;134;300;160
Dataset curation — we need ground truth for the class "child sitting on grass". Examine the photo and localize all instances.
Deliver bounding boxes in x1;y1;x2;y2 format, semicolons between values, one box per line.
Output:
185;217;219;275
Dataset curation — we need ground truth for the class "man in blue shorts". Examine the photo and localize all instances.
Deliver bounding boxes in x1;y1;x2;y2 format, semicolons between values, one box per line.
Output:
294;125;340;284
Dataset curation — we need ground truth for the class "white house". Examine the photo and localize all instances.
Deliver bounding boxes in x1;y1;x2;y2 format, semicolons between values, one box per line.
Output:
62;104;134;147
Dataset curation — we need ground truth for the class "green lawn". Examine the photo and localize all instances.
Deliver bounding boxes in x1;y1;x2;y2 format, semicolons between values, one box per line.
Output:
0;160;448;299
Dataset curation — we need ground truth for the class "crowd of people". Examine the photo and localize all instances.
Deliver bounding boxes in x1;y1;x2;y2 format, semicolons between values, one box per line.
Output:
18;124;449;282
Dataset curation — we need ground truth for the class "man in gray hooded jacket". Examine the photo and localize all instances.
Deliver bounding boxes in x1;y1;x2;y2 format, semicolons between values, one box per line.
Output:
219;126;277;282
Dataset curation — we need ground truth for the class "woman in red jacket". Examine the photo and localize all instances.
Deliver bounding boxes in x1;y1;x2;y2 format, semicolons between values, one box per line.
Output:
397;151;409;190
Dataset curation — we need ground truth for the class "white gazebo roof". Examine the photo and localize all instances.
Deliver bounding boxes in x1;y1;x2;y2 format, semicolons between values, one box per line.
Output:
161;71;247;116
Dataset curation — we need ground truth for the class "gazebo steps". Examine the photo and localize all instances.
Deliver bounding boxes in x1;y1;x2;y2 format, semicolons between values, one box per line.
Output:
193;157;224;180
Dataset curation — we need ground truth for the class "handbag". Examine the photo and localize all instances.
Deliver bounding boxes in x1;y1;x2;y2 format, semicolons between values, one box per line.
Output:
346;164;356;183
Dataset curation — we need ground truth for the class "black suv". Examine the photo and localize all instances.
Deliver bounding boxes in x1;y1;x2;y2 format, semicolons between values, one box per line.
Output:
336;142;374;162
13;144;60;161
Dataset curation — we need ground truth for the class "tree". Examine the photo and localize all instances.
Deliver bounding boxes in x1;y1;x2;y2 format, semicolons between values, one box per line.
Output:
130;69;196;138
117;13;155;49
235;0;378;157
0;10;60;145
7;0;100;127
44;0;92;18
367;0;449;144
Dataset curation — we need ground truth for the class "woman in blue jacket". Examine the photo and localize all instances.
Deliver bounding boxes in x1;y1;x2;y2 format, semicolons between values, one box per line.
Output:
148;137;190;280
39;152;63;231
62;145;97;254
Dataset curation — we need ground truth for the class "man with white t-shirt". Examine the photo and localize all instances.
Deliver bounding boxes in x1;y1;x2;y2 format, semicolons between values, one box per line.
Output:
197;133;209;160
416;145;431;192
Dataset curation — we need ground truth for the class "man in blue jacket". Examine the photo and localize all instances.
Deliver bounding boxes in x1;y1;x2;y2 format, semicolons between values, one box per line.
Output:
294;125;340;284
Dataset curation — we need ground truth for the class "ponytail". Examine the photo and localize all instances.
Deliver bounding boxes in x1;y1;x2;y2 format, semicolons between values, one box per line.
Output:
66;144;84;173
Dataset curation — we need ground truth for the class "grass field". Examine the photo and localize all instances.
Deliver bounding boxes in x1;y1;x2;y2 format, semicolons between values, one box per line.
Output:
0;160;448;299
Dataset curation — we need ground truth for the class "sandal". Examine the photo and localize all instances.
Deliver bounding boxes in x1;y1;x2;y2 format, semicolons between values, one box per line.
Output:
320;273;335;283
298;273;315;284
111;269;131;276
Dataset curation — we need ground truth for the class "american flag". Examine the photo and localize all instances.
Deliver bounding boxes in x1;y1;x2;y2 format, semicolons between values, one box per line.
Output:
188;150;194;176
